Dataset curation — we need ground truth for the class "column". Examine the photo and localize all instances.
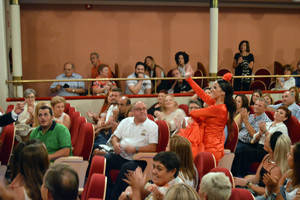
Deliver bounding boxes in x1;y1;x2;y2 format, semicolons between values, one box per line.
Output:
209;0;218;83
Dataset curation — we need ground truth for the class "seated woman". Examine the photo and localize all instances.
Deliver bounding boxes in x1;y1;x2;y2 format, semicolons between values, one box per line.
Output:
167;135;198;189
147;90;167;116
263;93;274;106
50;96;71;129
250;89;263;106
120;151;182;200
234;94;250;130
144;56;165;93
17;88;37;126
7;140;49;200
289;86;299;104
92;64;116;96
235;131;291;197
155;94;186;134
261;142;300;200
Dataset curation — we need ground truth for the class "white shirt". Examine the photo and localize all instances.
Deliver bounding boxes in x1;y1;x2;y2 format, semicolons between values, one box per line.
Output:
105;104;118;123
113;117;158;160
252;121;288;145
279;77;296;90
125;73;151;94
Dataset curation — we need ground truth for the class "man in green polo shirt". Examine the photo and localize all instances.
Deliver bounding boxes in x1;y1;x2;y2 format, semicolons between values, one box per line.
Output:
30;105;72;161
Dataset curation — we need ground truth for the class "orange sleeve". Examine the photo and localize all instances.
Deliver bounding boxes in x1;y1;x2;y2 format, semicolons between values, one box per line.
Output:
186;77;215;106
190;105;220;121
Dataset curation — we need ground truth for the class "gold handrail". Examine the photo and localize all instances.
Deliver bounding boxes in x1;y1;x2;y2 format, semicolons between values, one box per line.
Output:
5;74;300;84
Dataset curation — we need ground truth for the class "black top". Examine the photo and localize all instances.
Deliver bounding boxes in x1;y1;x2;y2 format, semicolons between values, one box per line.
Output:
234;53;254;82
0;112;16;127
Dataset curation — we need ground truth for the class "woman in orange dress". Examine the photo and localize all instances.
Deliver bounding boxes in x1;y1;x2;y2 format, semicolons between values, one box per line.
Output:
179;68;236;162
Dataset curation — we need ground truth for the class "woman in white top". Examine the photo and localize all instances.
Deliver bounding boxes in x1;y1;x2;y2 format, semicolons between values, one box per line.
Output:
155;94;186;134
167;135;198;189
17;88;36;125
252;106;290;145
50;96;71;129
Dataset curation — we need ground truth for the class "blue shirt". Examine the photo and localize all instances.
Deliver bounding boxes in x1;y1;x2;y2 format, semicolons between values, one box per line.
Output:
292;70;300;88
50;73;85;96
270;103;300;121
238;113;271;143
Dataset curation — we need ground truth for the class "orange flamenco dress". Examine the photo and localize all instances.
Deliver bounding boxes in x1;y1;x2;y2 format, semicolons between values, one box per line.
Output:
178;77;227;163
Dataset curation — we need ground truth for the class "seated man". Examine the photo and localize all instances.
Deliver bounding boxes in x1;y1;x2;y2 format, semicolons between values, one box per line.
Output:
231;98;271;177
199;172;232;200
30;105;72;161
41;163;79;200
125;62;151;95
50;62;85;96
104;101;158;200
268;91;300;120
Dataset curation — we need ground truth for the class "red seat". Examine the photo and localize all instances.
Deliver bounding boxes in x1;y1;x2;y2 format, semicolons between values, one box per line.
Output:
194;152;216;189
194;69;204;88
84;174;107;200
64;103;71;114
69;107;76;118
210;167;235;188
265;111;274;121
82;155;106;200
178;104;189;117
269;81;276;90
249;106;254;114
255;68;271;89
0;124;15;165
70;116;86;147
224;121;239;153
274;100;282;105
230;188;254;200
217;69;231;77
284;115;300;144
250;80;266;91
6;105;14;113
147;114;155;121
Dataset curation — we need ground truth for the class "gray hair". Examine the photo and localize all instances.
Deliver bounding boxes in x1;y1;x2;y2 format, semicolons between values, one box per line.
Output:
24;88;36;98
199;172;232;200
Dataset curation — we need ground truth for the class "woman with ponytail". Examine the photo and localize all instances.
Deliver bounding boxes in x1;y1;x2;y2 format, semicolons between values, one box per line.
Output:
178;66;236;162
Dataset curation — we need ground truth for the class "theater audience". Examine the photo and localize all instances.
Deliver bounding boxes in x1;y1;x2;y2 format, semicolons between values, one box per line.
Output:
104;101;158;200
155;94;186;134
292;60;300;88
167;135;198;189
260;142;300;200
41;163;79;200
232;98;271;177
174;51;190;77
233;40;254;91
166;68;192;94
263;93;274;106
234;94;250;130
8;140;49;200
268;91;300;120
147;90;167;116
250;89;263;106
144;56;165;93
276;65;296;90
126;62;151;95
30;105;72;161
92;64;116;95
17;88;36;125
199;172;232;200
50;96;71;129
289;86;299;104
235;131;291;197
90;52;101;78
50;62;85;96
120;152;182;200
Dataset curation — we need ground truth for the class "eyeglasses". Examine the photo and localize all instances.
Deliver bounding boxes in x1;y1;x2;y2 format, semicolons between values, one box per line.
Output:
134;108;147;112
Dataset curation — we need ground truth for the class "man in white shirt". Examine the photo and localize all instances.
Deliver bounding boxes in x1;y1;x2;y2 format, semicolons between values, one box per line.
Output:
125;62;151;95
105;101;158;200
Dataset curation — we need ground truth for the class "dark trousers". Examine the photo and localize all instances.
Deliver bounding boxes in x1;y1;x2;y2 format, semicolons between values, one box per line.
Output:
93;129;112;149
232;140;267;177
105;153;147;200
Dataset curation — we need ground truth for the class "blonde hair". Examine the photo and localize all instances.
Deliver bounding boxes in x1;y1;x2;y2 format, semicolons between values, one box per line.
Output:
273;133;291;174
200;172;232;200
169;135;196;185
50;96;66;107
164;183;199;200
162;94;178;112
33;101;50;127
263;93;274;105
